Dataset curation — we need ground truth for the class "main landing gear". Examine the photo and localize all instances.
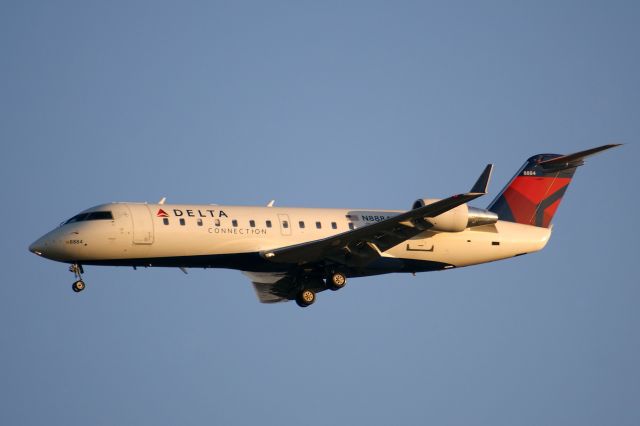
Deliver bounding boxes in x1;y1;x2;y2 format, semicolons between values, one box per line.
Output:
295;289;316;308
69;264;86;293
294;272;348;308
328;271;347;291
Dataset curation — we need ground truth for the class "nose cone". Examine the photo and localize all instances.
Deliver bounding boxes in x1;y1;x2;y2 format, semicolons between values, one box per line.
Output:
29;228;76;262
29;237;46;256
29;230;62;259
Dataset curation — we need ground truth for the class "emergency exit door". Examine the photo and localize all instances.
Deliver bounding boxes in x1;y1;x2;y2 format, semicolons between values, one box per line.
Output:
277;214;291;236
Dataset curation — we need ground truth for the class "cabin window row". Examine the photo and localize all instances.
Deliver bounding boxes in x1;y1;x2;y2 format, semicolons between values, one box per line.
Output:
161;218;342;229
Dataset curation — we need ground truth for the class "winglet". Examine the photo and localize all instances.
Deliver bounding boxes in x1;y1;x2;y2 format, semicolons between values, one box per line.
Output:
470;164;493;194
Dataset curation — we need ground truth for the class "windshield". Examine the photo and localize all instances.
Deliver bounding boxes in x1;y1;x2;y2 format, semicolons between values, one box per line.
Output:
62;211;113;226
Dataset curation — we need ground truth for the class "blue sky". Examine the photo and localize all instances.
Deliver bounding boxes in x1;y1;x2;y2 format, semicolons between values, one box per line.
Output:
1;1;638;425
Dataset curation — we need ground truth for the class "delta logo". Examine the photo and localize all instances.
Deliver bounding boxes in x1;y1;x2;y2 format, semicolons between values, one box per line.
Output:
156;208;228;218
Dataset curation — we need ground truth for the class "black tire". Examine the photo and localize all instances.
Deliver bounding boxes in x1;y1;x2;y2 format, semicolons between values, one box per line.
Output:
72;280;85;293
295;289;316;307
328;272;347;291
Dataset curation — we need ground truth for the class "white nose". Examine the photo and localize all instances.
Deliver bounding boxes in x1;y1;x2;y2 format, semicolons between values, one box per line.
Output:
29;229;81;262
28;232;63;260
29;237;46;256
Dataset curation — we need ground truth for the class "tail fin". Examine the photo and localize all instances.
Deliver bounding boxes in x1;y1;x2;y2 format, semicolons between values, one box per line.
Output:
487;144;620;228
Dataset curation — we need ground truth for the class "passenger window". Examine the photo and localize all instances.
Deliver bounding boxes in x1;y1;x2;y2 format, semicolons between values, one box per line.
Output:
214;219;221;226
348;222;355;230
232;220;238;227
266;220;272;228
299;221;305;229
282;220;289;229
331;222;337;229
316;221;322;229
163;218;169;225
179;218;185;226
197;218;203;226
249;220;255;228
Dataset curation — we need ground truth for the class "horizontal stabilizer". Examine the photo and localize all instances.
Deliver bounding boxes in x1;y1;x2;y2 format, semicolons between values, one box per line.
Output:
539;144;621;168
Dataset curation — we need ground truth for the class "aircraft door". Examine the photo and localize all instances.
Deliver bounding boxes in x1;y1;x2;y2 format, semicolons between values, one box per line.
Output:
127;204;154;244
277;214;291;236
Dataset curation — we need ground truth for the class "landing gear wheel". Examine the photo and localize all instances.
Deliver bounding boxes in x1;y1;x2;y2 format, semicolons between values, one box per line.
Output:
295;289;316;308
72;280;85;293
69;264;86;293
328;272;347;291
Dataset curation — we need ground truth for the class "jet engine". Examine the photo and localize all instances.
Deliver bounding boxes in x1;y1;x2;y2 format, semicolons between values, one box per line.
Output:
412;198;498;232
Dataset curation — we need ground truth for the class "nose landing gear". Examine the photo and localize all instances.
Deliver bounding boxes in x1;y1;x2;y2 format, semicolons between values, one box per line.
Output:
72;280;85;292
69;264;86;293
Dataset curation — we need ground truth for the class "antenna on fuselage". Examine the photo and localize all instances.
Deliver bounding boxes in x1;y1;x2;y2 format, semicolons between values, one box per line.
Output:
267;200;275;207
158;197;166;205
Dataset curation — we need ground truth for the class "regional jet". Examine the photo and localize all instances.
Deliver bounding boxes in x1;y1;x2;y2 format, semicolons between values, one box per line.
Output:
29;145;619;307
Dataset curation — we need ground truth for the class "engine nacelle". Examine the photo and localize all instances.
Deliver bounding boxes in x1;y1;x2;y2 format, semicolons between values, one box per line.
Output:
411;199;498;232
412;198;468;232
411;198;429;209
467;206;499;228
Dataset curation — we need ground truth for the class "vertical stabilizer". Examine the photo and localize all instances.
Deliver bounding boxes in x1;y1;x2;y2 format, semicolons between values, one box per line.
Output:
487;144;620;228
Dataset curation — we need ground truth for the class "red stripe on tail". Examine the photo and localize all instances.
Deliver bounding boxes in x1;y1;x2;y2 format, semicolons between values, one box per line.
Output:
501;176;571;226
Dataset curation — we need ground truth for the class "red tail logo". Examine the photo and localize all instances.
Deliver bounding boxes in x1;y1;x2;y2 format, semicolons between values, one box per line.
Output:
488;153;578;228
156;209;169;217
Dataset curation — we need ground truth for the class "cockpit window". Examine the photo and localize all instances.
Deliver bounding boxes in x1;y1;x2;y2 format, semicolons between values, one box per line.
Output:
86;211;113;220
64;213;89;224
63;211;113;225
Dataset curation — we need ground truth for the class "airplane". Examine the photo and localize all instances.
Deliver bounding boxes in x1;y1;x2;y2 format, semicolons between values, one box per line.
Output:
29;144;619;307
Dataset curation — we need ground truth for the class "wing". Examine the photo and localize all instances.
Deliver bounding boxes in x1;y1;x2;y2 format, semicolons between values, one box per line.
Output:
242;271;293;303
261;164;493;267
242;271;328;303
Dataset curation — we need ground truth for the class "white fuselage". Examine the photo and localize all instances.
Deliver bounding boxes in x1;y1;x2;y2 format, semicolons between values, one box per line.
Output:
30;202;551;275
